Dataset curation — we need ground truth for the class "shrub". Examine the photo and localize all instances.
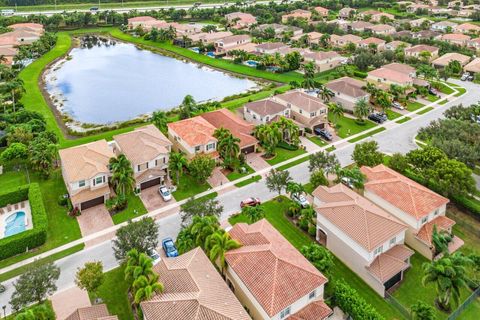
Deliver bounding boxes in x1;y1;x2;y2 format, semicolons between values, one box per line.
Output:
332;280;385;320
451;195;480;217
310;170;329;189
106;194;127;213
308;225;316;237
298;218;309;231
353;70;368;78
277;141;298;151
57;195;68;207
0;183;48;260
388;153;409;173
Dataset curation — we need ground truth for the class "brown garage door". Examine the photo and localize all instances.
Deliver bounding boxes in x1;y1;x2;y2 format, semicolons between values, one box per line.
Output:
241;145;255;154
140;177;161;190
80;196;105;211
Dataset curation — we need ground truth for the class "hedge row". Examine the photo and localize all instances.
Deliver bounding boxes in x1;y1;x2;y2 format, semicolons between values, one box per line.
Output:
332;280;385;320
0;183;48;260
451;195;480;217
0;185;29;208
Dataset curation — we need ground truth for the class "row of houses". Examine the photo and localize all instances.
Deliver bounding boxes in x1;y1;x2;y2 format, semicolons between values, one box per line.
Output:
0;22;44;64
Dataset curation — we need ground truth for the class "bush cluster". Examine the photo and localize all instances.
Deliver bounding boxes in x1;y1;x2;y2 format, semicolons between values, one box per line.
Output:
332;280;385;320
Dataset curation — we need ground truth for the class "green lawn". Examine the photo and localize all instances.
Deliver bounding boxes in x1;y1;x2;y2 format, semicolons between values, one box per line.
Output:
111;193;148;225
0;169;83;269
396;117;411;124
416;107;434;115
326;146;336;152
438;99;448;105
92;266;134;320
224;85;290;111
277;155;310;171
454;87;467;97
307;136;329;147
329;114;377;139
426;94;440;102
431;81;455;95
385;109;402;120
172;174;212;201
406;101;425;111
226;164;255;182
229;197;403;319
266;147;307;166
347;127;386;143
234;175;262;187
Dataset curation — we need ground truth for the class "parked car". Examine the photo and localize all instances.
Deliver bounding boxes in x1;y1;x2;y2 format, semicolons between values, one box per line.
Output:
162;238;179;257
158;186;172;201
461;73;469;81
471;114;480;124
149;248;161;264
341;177;355;189
368;113;386;124
392;101;404;110
314;128;333;141
291;193;309;208
429;87;439;96
240;197;261;208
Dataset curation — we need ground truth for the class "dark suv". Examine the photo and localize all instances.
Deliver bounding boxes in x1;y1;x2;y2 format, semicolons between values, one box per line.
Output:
314;128;333;141
368;113;387;124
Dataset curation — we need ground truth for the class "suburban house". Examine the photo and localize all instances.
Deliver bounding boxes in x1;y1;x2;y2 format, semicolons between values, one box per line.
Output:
141;247;251;320
225;219;332;320
469;37;480;50
314;6;329;17
243;99;289;125
409;18;432;28
361;165;464;260
214;34;252;54
454;22;480;34
127;16;158;29
412;30;441;40
404;44;439;60
59;140;115;211
367;66;414;87
188;31;233;45
436;33;471;46
325;77;370;112
282;9;312;23
432;52;471;69
168;117;218;159
66;304;118;320
0;22;44;61
407;4;431;13
357;37;386;50
346;21;373;32
385;40;411;51
367;24;396;35
303;51;348;72
358;10;394;22
431;20;458;32
291;31;323;44
330;34;362;47
272;90;329;132
113;125;172;192
225;12;257;29
313;184;413;297
464;57;480;74
338;7;356;19
256;24;303;38
255;42;289;55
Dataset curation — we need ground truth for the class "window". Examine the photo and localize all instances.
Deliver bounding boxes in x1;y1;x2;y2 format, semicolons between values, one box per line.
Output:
299;109;303;114
95;177;103;185
79;180;85;187
374;246;383;256
280;307;291;319
310;112;316;117
421;216;428;224
434;210;439;216
137;165;141;171
265;116;269;121
253;114;257;120
390;237;396;246
308;290;316;300
195;146;201;152
146;162;149;169
155;160;158;167
206;143;215;151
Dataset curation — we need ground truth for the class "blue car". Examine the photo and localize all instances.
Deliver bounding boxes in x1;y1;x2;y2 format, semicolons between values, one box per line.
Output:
162;237;179;257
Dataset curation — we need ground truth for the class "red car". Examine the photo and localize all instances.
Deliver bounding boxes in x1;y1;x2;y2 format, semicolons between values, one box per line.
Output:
240;197;261;208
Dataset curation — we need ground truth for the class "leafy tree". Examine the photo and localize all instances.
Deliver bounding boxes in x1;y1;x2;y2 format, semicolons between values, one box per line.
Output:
14;304;55;320
328;102;343;127
427;158;476;197
0;142;28;167
151;110;168;134
411;301;436;320
446;60;462;76
178;95;196;120
387;152;409;173
180;196;223;225
301;243;335;276
169;151;188;186
112;218;159;261
266;169;292;197
241;205;265;223
29;137;58;178
308;150;339;173
206;230;241;274
406;146;447;172
333;280;385;320
6;125;33;146
188;154;215;184
422;252;472;311
352;141;384;167
75;261;104;300
109;154;135;195
353;98;371;122
10;262;61;311
310;169;329;188
335;166;366;189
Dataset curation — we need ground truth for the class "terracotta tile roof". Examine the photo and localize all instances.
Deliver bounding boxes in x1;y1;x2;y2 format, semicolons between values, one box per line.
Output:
255;42;288;50
244;99;287;117
216;34;251;45
337;34;362;43
416;215;456;246
405;44;438;53
455;22;480;32
114;125;171;166
464;57;480;73
128;16;157;23
438;33;471;41
368;67;412;85
225;12;257;24
65;304;117;320
9;22;44;33
325;76;367;98
59;140;114;183
200;109;257;148
275;90;328;113
303;50;342;62
383;62;415;75
361;164;449;220
368;24;396;32
350;21;373;29
314;6;329;15
141;247;250;320
0;33;18;46
70;185;110;205
168;116;217;147
314;184;407;251
432;52;471;67
289;300;333;320
366;245;414;283
226;220;328;317
359;37;386;45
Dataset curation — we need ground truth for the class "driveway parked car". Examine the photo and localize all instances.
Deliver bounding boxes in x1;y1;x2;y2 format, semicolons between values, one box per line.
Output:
429;87;439;96
392;101;404;110
158;186;172;201
149;248;161;264
368;113;387;124
291;193;309;208
314;128;333;141
162;238;179;257
240;197;261;208
341;177;355;189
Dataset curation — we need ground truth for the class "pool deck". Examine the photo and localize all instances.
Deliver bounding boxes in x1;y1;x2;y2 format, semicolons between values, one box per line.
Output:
0;201;33;238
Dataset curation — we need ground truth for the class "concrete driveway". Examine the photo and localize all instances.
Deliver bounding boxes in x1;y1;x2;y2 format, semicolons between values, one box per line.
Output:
77;205;114;247
140;186;177;212
51;286;91;320
246;152;271;172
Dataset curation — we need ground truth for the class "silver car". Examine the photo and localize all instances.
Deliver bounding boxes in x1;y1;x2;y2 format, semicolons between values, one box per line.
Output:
291;193;309;208
158;186;172;201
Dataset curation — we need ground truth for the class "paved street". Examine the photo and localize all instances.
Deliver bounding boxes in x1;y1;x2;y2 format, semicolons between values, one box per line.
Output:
0;79;473;313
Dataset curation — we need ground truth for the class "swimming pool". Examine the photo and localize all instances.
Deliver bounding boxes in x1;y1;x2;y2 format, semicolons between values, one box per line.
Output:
4;211;26;237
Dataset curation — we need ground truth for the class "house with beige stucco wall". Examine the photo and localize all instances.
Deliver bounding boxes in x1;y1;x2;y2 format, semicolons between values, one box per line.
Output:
361;165;464;260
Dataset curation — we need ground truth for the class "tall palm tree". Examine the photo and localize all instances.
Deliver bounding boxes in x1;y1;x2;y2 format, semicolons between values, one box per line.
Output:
206;231;241;275
364;82;379;104
422;252;472;310
4;78;25;113
176;228;195;254
376;91;392;113
168;151;187;186
215;128;240;162
190;215;220;249
302;62;316;90
318;85;335;103
124;250;154;285
287;182;305;196
353;98;371;123
109;154;135;195
151;110;168;134
254;124;281;157
328;103;343;127
241;205;265;223
132;273;164;304
288;201;302;218
276;117;299;146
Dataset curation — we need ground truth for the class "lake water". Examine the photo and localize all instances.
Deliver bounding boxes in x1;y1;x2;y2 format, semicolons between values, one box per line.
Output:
45;37;258;125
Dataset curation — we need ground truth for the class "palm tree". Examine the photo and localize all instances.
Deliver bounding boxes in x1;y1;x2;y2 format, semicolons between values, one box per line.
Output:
206;231;241;275
109;154;135;195
328;102;343;127
422;252;472;311
254;124;281;157
318;85;335;103
214;128;240;163
300;205;316;226
175;228;195;254
432;225;453;256
168;151;187;186
389;84;405;103
190;215;220;249
376;91;392;113
353;98;371;123
151;110;168;134
302;62;316;90
241;205;265;223
4;78;25;113
364;82;379;104
124;250;154;285
288;201;302;218
132;273;164;304
276;117;299;146
287;182;305;196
